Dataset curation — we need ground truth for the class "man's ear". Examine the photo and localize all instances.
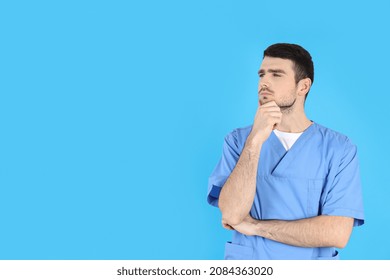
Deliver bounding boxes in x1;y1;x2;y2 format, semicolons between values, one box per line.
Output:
298;78;312;96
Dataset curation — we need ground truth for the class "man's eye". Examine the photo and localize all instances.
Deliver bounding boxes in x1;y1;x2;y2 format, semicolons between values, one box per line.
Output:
259;74;264;78
273;73;281;77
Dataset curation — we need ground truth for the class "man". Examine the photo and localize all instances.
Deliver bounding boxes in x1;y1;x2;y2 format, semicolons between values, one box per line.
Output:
207;43;364;260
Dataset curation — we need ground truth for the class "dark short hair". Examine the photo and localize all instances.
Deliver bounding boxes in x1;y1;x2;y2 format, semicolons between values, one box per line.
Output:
263;43;314;93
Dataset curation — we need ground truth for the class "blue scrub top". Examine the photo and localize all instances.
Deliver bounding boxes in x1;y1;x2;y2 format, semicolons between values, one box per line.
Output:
207;122;364;260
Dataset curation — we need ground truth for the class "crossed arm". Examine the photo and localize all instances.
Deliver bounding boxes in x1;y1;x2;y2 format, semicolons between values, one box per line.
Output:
218;132;354;249
230;214;353;249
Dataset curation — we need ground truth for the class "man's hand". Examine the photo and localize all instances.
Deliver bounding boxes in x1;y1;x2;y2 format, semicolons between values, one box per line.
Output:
249;101;282;144
231;215;259;236
222;222;234;230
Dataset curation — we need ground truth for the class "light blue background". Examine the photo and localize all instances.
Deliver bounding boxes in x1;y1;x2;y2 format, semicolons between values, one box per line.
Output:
1;0;389;259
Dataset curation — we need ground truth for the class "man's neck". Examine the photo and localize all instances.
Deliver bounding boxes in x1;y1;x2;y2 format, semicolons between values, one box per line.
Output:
275;111;312;133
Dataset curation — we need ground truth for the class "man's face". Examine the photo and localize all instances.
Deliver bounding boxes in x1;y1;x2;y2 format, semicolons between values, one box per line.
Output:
258;56;298;110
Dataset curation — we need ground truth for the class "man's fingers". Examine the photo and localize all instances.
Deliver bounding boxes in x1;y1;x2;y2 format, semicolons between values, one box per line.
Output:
266;112;282;118
261;107;281;114
260;101;278;108
270;116;282;123
259;102;281;113
222;222;234;230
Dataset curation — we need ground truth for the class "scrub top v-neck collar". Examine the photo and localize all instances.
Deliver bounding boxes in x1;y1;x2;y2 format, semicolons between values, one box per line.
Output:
268;122;316;176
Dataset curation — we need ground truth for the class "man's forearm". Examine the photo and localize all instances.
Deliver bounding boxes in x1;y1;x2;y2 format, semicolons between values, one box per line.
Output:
235;215;354;248
218;136;263;226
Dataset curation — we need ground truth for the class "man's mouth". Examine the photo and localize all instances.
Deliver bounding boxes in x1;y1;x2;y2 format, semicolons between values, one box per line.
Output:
260;91;272;96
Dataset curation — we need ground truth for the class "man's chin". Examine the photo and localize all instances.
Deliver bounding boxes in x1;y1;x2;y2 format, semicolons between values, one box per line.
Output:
259;97;274;106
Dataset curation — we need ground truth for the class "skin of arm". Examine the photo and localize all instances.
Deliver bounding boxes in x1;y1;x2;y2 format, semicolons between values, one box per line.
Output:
218;139;262;228
218;101;282;228
232;214;354;249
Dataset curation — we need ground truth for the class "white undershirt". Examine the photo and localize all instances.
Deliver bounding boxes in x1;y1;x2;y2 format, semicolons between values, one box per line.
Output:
273;129;303;151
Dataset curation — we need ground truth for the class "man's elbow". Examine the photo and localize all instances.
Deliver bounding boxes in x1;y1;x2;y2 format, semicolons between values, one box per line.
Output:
221;214;243;228
332;225;353;249
334;234;351;249
323;215;353;249
219;203;244;227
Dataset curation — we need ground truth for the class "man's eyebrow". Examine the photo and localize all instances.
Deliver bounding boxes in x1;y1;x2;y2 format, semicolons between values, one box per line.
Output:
258;69;287;75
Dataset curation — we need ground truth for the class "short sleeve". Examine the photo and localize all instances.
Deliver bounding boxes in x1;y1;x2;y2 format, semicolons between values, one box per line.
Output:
207;131;240;207
321;140;364;226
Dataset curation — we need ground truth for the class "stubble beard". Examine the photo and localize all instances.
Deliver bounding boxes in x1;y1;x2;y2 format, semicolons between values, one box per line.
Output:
259;91;298;114
278;98;297;114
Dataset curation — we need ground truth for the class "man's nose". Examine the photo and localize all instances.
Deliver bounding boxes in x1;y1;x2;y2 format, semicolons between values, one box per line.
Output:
259;81;270;91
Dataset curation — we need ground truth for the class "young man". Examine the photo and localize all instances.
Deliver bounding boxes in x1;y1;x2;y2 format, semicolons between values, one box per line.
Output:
207;43;364;260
